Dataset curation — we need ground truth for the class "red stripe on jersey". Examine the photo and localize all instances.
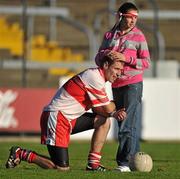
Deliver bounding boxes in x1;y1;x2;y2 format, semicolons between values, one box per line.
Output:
74;74;109;105
86;87;109;105
91;97;109;105
86;86;106;96
63;77;92;110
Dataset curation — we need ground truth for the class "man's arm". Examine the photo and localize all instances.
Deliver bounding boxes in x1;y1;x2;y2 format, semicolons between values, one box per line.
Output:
92;101;126;121
92;101;116;117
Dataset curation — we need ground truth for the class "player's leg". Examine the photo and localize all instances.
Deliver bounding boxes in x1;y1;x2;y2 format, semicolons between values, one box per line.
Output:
5;146;55;169
41;111;72;171
6;111;71;170
6;139;70;170
90;114;111;153
71;113;111;153
71;113;111;171
87;114;111;171
47;145;69;171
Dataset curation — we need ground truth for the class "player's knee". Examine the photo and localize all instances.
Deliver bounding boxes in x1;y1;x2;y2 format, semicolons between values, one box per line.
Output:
56;165;70;171
98;118;111;133
94;115;111;129
57;160;69;168
47;145;70;169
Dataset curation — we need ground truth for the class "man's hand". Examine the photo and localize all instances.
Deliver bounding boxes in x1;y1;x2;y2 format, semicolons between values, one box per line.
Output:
112;108;127;121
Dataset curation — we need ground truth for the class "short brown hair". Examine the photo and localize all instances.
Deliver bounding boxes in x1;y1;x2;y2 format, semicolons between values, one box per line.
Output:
98;54;122;68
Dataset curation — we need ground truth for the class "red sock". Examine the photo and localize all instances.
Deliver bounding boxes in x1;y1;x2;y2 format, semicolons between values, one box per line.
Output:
20;149;37;163
88;152;101;169
27;152;37;163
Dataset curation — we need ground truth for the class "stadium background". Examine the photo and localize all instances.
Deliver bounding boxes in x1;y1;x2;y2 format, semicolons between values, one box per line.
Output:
0;0;180;141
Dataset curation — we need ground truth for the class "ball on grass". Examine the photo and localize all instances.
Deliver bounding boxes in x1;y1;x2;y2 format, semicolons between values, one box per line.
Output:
129;152;153;172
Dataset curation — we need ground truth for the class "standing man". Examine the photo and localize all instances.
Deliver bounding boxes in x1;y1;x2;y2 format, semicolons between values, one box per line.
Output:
95;2;151;172
6;54;126;172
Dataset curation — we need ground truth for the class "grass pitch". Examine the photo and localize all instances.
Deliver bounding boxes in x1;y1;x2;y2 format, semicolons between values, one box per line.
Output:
0;140;180;179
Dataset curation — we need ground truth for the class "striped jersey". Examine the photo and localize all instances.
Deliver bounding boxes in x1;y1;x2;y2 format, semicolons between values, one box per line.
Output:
43;68;110;121
95;27;151;88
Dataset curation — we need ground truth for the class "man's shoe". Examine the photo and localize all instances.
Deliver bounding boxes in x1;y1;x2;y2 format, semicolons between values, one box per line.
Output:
115;166;131;172
86;164;106;171
5;146;21;169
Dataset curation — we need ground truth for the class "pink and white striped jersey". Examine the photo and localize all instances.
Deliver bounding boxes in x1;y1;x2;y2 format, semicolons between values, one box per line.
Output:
43;68;110;121
95;27;151;88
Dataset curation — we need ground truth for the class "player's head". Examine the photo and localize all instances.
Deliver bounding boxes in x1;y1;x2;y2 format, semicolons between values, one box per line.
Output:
116;2;138;30
99;54;124;83
118;2;138;15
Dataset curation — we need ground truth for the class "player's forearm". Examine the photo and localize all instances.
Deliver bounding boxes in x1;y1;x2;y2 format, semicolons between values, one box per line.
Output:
92;102;116;117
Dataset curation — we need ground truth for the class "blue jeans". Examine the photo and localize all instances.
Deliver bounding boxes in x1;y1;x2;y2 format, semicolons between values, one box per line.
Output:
112;82;143;166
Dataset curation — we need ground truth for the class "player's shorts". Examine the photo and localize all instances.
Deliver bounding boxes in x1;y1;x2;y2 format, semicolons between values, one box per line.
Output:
40;111;96;148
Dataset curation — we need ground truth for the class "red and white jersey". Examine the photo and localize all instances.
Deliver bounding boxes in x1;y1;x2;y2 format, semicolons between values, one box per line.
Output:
43;68;110;121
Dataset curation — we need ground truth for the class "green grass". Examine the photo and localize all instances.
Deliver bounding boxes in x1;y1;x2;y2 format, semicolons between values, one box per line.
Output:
0;140;180;179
